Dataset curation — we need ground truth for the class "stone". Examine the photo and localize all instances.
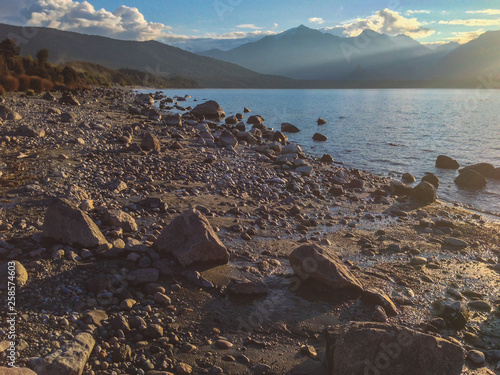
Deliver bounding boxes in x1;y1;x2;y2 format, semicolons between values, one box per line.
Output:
320;154;334;163
126;268;159;285
144;324;163;339
174;363;192;375
300;345;317;357
0;105;22;121
411;181;437;203
112;345;132;362
281;122;300;133
281;144;302;154
468;349;485;364
153;292;171;305
410;257;427;266
295;166;314;177
83;309;108;326
422;173;439;188
289;244;363;292
103;209;138;232
225;115;238;124
402;173;416;183
326;322;464;375
328;185;344;196
432;300;470;330
215;340;233;349
60;92;80;106
312;133;327;141
436;155;460;169
229;279;268;296
218;130;238;147
43;92;56;101
154;209;229;267
372;305;388;322
247;115;264;124
317;117;327;125
31;333;95;375
141;132;160;152
0;261;28;289
42;198;107;248
468;300;492;312
444;237;469;248
17;124;45;138
362;288;398;316
460;163;496;178
60;112;75;123
0;368;37;374
191;100;225;120
455;169;487;189
390;180;412;195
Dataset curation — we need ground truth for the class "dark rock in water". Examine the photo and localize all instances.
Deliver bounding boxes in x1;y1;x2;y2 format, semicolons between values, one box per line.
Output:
317;117;327;125
154;208;229;267
312;133;327;142
432;300;470;330
401;173;416;183
272;131;288;143
422;173;439;188
225;115;238;125
436;155;460;169
411;181;437;203
281;122;300;133
31;333;95;375
243;107;251;113
326;322;464;375
320;154;334;163
289;244;363;292
43;198;107;248
247;115;264;124
454;169;487;189
460;162;495;178
491;167;500;179
191;100;225;120
60;92;80;106
141;132;160;152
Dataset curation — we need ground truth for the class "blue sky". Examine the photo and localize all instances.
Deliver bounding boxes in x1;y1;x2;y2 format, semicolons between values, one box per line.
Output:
1;0;500;47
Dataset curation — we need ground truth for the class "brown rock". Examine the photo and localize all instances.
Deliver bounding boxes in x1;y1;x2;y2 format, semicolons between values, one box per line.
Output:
141;132;160;152
0;261;28;289
191;100;225;120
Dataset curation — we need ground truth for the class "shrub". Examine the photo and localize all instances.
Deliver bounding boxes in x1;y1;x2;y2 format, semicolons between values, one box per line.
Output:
25;89;35;96
18;74;31;91
42;79;53;91
2;76;19;92
30;76;43;93
0;85;5;96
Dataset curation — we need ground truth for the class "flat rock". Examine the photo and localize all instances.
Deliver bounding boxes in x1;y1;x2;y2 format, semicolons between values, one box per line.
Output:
31;332;95;375
326;322;464;375
444;237;469;248
289;244;363;292
42;198;107;248
154;209;229;267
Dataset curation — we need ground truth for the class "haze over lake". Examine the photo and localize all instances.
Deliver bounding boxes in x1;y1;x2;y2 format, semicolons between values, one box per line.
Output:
145;88;500;216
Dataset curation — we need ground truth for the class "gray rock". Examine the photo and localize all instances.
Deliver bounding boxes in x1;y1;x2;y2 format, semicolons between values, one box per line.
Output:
141;132;160;152
154;209;229;267
467;349;485;364
295;166;314;176
219;130;238;147
281;144;302;154
0;261;28;289
289;244;363;292
31;332;95;375
42;198;107;248
326;322;464;375
103;209;138;232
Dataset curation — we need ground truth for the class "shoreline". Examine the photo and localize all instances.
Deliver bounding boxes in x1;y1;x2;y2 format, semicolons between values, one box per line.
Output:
0;87;500;374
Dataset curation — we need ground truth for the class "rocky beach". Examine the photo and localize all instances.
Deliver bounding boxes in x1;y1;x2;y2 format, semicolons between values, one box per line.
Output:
0;87;500;375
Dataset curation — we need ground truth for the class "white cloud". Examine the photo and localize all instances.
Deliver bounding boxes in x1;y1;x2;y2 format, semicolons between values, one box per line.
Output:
336;8;435;39
446;29;485;43
466;9;500;15
21;0;171;41
308;17;325;25
439;18;500;26
406;10;431;15
236;24;262;30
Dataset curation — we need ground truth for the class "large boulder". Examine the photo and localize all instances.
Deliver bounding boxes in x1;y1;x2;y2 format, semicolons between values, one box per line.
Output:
460;162;496;178
436;155;460;169
411;181;437;203
42;198;107;248
289;244;363;292
454;169;487;189
326;322;464;375
281;122;300;133
30;333;95;375
0;261;28;289
191;100;225;120
154;209;230;267
103;209;138;232
422;173;439;188
141;132;160;152
247;115;264;124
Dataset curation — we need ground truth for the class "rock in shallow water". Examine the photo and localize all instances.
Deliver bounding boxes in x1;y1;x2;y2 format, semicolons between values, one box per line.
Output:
436;155;460;169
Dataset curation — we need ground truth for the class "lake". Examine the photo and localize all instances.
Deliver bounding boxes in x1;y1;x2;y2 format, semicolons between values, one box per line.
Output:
139;88;500;216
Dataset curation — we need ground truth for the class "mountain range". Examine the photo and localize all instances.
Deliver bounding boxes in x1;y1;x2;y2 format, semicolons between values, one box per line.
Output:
0;23;499;88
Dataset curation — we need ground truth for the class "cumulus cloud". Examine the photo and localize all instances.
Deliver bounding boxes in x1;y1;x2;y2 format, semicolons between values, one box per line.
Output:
235;24;262;30
308;17;325;25
445;29;485;43
337;8;435;39
21;0;171;41
439;19;500;26
466;9;500;15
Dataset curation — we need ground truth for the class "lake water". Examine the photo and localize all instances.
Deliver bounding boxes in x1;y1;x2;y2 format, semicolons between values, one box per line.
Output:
140;88;500;216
